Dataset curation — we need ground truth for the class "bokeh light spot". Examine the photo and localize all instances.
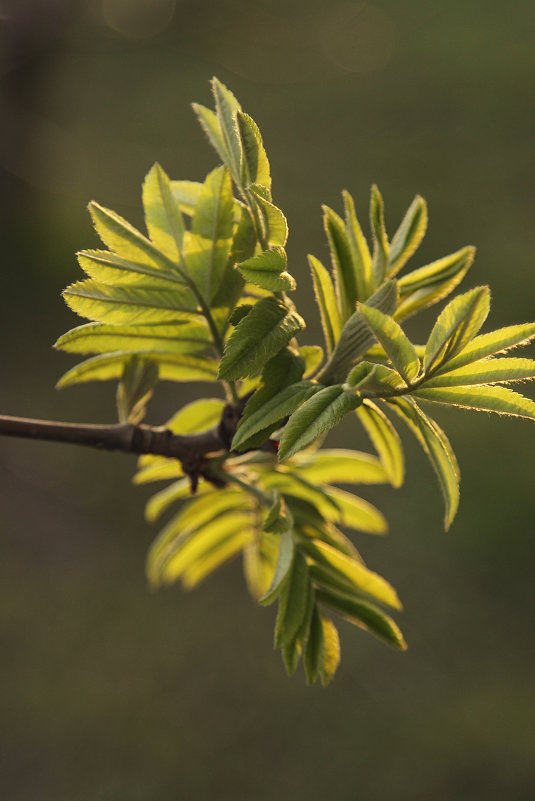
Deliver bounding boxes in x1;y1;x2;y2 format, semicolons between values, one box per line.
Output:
102;0;176;39
318;2;397;75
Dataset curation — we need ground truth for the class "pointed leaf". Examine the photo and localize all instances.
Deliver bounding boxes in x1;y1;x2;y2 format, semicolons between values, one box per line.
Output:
218;296;305;380
236;110;271;190
237;247;296;292
291;449;388;485
319;613;341;685
433;322;535;372
278;385;361;461
211;76;242;182
316;587;406;650
308;254;342;356
388;195;428;276
259;527;295;606
322;204;359;320
116;356;158;424
54;321;211;356
395;246;475;321
142;162;185;263
342;190;374;301
250;186;288;246
422;357;535;388
370;185;389;284
63;279;198;325
356;400;404;487
303;539;400;608
389;397;459;529
424;286;491;373
413;384;535;420
304;605;324;685
76;249;184;289
318;486;387;535
274;551;310;647
170;180;203;215
358;303;421;384
191;104;228;168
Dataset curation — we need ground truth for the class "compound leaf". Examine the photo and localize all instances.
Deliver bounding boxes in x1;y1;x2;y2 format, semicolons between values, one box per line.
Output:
434;322;535;372
413;384;535;420
358;303;421;384
55;321;211;356
424;286;491;373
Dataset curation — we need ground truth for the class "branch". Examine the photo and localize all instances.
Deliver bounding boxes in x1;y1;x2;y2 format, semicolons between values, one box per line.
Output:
0;409;238;490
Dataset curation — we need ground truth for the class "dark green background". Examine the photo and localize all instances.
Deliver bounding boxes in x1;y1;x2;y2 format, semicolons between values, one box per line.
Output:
1;1;534;799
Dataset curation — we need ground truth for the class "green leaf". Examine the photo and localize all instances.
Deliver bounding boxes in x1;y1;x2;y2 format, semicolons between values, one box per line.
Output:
88;201;176;272
54;321;211;356
263;494;293;535
182;530;252;589
76;249;184;289
237;247;296;292
191;104;229;170
389;397;459;529
316;485;387;535
358;303;421;384
412;384;535;421
165;397;226;434
186;166;234;301
303;539;401;609
133;460;185;485
274;551;310;647
348;362;405;394
342;190;374;301
322;204;359;321
304;605;324;685
308;254;342;356
142;162;185;263
395;246;475;321
218;296;305;380
250;186;289;246
116;356;158;424
319;613;341;686
146;478;243;524
388;195;428;277
355;400;404;488
317;279;398;385
232;381;319;451
282;582;315;676
63;279;198;325
57;350;219;388
370;185;389;285
243;530;280;600
316;587;407;650
236;110;271;190
278;385;361;461
170;180;203;215
291;449;388;485
432;322;535;372
422;357;535;388
259;527;295;605
211;76;242;183
424;286;491;373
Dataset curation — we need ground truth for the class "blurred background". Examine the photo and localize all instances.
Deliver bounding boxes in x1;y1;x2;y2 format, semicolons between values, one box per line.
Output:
1;1;535;799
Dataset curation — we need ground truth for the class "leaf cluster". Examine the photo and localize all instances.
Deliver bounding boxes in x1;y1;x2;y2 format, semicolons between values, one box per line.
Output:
55;78;535;684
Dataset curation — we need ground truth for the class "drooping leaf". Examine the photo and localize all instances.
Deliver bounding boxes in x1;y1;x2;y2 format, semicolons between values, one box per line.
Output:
250;185;289;246
259;527;295;606
236;110;271;190
237;247;296;292
316;587;406;650
432;322;535;372
302;539;400;608
243;530;280;600
317;279;398;385
278;385;361;461
54;321;212;356
370;185;389;284
388;195;427;276
358;303;421;384
395;246;475;321
218;296;305;380
319;613;341;685
282;582;315;676
186;166;235;302
316;485;387;535
342;190;374;301
421;357;535;388
389;396;459;529
304;604;324;685
63;279;198;325
355;400;404;488
424;286;491;373
290;449;388;485
308;254;342;356
142;162;185;263
412;384;535;420
322;204;359;321
57;350;219;388
181;530;252;589
274;550;310;647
